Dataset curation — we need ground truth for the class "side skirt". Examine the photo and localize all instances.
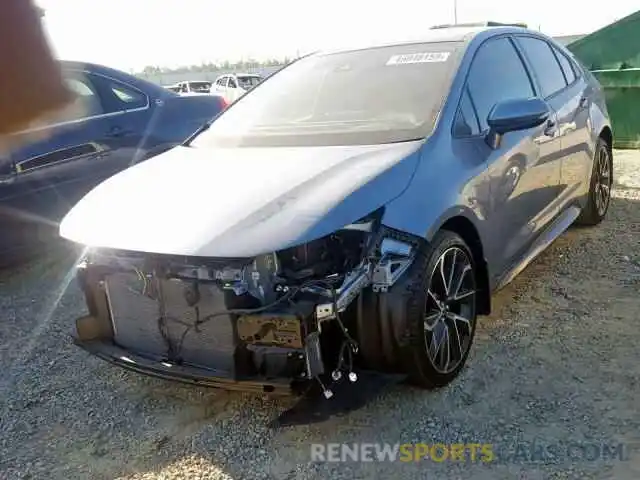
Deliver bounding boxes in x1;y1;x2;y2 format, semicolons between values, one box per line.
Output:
495;205;581;291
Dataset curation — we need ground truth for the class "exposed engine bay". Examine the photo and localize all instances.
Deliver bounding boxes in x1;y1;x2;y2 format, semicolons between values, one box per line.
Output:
74;214;421;398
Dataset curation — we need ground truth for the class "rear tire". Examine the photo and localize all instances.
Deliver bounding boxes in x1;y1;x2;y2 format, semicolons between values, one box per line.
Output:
401;230;478;389
576;138;613;226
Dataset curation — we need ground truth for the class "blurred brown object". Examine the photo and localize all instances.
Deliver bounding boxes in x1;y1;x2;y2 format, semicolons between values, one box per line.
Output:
0;0;74;151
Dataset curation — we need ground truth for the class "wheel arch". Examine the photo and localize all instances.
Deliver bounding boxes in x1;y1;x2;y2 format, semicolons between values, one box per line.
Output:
353;213;491;375
438;215;491;315
599;125;613;149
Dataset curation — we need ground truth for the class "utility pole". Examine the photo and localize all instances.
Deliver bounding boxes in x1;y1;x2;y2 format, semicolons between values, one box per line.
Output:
453;0;458;24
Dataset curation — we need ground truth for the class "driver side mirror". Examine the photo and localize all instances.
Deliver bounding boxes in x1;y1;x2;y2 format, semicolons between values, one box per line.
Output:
486;97;550;149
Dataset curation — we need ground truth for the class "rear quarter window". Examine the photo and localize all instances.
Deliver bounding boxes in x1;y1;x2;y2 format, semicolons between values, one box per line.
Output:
551;45;577;85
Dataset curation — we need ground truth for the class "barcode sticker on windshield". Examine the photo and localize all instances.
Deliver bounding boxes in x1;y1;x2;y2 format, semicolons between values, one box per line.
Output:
386;52;450;65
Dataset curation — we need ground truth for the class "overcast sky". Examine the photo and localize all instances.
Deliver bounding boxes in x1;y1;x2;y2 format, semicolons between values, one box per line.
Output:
38;0;638;71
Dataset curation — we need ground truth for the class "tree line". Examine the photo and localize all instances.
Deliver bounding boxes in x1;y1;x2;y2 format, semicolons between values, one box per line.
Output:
137;57;293;76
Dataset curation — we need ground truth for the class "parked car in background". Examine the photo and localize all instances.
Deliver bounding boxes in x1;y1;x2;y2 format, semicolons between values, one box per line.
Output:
0;61;226;264
60;24;612;396
213;73;262;103
166;80;214;95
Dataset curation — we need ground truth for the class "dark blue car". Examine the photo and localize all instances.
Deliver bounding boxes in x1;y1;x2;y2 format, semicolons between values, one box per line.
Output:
0;61;225;262
61;24;612;397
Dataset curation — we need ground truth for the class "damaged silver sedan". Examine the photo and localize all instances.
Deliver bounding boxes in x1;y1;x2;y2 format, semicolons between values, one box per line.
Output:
59;24;612;397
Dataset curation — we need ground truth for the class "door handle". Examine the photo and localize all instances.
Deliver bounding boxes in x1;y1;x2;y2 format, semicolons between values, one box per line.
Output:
579;96;589;109
106;126;132;138
543;119;557;137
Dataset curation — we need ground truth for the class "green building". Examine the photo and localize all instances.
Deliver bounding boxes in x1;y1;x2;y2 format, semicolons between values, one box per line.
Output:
568;10;640;148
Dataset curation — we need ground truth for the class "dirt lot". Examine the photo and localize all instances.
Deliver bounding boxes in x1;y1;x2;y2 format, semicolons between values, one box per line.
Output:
1;151;639;480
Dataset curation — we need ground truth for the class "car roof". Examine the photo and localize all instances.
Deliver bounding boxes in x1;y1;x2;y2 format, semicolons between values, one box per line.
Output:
317;24;534;55
60;60;176;97
61;60;136;78
172;80;210;84
231;73;262;77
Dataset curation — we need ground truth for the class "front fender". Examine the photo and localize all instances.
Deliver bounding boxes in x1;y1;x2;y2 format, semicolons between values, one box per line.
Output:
379;142;490;245
422;205;484;242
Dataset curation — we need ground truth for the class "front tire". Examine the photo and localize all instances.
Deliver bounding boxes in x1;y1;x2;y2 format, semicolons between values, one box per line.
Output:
576;138;613;226
402;230;478;389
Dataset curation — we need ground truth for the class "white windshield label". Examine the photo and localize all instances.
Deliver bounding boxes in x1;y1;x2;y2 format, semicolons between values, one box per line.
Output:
386;52;450;65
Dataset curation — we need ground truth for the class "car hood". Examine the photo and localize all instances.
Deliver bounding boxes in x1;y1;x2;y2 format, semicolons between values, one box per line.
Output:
59;141;422;257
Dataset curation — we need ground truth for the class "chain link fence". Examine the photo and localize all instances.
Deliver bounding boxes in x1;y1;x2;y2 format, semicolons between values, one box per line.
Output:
137;65;284;86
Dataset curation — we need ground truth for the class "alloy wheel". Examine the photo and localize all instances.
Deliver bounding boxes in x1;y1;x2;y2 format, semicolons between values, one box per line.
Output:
423;247;476;374
595;146;612;217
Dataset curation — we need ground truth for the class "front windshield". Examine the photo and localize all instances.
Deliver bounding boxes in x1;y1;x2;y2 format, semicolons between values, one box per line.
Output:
190;41;461;148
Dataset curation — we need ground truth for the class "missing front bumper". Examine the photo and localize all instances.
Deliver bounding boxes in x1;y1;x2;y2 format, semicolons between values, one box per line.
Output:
74;261;314;392
74;333;297;395
73;232;421;395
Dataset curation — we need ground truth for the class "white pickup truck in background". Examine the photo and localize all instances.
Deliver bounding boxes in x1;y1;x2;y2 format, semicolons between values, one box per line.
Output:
213;73;263;104
165;80;213;96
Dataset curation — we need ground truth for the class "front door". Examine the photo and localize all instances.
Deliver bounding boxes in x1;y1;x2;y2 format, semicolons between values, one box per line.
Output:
464;36;563;279
87;72;152;173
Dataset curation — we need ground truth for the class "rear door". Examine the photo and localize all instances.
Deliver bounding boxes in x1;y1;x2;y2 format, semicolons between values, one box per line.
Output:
513;35;589;204
461;36;562;277
2;73;111;227
550;43;593;198
87;72;154;174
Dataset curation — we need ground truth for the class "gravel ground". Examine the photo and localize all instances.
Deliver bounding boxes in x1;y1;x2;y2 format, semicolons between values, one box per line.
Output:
1;150;639;480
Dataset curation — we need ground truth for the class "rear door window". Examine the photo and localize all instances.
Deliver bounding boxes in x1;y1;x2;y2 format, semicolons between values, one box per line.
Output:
65;76;104;118
110;82;148;109
517;36;567;97
88;74;148;113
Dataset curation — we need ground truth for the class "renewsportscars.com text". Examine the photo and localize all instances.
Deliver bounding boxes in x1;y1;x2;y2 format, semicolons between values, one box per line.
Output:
310;442;629;463
311;443;493;463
